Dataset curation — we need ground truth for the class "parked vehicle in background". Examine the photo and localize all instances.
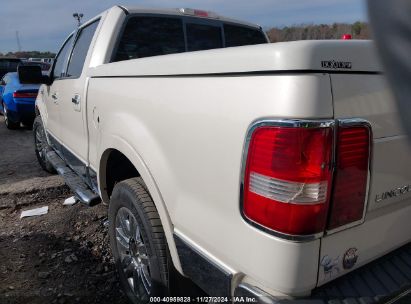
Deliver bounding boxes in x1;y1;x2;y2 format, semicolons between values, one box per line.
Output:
28;57;53;64
0;58;22;78
0;71;40;129
23;61;51;72
19;5;411;304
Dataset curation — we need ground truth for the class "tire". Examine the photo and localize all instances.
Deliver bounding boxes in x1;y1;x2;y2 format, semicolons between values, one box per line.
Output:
22;118;35;130
33;116;55;173
3;102;19;129
109;177;170;303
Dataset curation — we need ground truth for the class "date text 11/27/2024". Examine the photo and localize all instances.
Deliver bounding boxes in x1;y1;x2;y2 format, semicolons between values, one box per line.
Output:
149;297;258;303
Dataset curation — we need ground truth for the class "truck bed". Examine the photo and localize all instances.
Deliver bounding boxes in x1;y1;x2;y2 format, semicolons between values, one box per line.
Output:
312;242;411;304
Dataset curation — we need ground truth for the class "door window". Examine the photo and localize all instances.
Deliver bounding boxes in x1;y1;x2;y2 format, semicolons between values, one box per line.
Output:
53;36;74;79
66;20;99;78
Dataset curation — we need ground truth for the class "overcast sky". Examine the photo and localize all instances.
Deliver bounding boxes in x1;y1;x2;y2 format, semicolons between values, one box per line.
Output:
0;0;367;53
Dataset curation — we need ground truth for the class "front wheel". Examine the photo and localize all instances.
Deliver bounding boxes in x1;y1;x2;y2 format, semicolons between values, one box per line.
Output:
33;116;55;173
3;102;19;129
109;178;170;303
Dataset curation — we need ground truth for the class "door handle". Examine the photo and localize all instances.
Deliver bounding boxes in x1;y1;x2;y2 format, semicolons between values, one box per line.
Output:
72;94;81;105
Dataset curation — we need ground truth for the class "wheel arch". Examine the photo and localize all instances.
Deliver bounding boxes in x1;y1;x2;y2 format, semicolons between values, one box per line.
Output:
98;144;183;274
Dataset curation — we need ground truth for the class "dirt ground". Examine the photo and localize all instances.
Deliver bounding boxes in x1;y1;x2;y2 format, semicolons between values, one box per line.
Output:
0;116;128;303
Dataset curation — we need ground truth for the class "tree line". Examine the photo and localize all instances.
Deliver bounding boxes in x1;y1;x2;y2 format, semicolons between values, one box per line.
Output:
266;21;370;42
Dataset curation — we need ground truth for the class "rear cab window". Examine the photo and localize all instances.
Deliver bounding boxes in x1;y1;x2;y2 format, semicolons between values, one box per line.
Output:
114;16;185;61
112;14;267;62
224;24;267;47
186;23;223;52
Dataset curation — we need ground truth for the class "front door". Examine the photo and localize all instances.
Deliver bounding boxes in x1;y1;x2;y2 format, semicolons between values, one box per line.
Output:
56;20;99;180
43;35;74;153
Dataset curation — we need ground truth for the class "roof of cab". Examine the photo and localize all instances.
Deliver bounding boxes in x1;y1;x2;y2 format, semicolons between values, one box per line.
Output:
116;5;262;29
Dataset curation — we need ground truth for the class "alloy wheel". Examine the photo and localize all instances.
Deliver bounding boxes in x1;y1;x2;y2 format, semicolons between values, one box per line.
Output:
35;122;48;162
3;103;8;126
115;207;152;300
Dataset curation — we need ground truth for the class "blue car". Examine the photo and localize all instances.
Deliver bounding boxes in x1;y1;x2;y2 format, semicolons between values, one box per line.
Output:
0;72;40;129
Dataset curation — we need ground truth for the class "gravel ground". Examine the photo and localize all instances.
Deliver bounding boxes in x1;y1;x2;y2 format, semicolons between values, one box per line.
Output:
0;116;128;303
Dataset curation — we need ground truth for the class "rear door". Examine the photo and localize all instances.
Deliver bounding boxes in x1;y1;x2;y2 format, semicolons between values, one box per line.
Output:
318;73;411;285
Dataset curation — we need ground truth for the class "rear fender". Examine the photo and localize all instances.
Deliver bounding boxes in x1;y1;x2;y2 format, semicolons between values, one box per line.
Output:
98;137;182;273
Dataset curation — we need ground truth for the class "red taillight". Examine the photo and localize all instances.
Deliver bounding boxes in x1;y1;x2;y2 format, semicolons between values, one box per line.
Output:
13;91;37;99
242;120;371;238
327;124;370;230
243;123;334;236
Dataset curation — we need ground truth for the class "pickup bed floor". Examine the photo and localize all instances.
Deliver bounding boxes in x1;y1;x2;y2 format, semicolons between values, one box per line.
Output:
310;242;411;304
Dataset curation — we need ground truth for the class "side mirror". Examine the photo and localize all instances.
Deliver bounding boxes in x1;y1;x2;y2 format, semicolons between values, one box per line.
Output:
18;65;51;85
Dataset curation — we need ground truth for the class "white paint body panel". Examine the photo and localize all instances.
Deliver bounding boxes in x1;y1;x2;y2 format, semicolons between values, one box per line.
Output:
90;40;380;77
87;74;333;295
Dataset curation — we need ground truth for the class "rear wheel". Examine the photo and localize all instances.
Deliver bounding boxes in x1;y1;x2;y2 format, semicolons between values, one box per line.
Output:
33;116;55;173
109;178;170;303
3;102;19;129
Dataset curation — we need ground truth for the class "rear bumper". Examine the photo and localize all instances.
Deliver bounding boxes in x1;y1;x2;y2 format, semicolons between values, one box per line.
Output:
8;103;35;122
235;242;411;304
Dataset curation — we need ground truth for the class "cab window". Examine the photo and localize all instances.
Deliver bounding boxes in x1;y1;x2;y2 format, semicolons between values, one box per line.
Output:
186;23;223;52
224;24;267;47
53;35;74;79
66;20;99;78
112;15;267;63
113;16;185;61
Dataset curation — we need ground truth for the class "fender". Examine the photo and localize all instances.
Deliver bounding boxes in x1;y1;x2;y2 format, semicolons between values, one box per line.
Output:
35;85;49;124
98;136;183;274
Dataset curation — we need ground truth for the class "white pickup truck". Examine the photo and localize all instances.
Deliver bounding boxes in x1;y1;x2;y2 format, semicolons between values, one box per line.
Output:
19;5;411;304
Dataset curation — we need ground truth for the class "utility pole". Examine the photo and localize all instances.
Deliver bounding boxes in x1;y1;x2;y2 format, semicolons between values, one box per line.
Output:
15;31;22;52
73;13;84;27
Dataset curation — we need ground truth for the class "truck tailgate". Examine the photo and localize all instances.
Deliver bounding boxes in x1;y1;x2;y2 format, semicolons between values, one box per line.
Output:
318;74;411;286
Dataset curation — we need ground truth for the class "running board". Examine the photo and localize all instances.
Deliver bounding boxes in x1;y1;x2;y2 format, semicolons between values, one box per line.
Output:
46;151;101;206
